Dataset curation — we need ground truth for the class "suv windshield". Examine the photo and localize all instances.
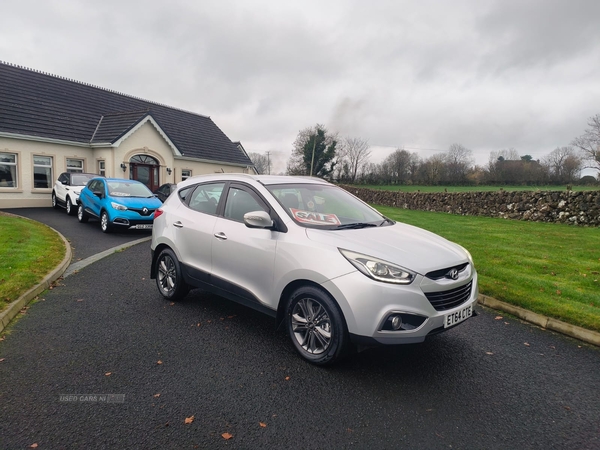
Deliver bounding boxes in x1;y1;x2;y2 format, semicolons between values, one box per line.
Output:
267;183;389;229
71;174;96;186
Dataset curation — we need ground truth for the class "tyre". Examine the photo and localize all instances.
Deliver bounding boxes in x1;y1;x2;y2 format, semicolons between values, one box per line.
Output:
100;210;112;233
155;248;190;301
77;204;89;223
66;197;75;215
286;285;351;366
52;192;58;209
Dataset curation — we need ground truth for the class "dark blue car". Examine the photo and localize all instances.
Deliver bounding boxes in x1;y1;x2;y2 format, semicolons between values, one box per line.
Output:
78;178;162;233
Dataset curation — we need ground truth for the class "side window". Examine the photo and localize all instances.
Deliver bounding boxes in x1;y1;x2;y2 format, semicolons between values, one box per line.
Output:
58;173;69;184
188;182;225;215
224;187;268;222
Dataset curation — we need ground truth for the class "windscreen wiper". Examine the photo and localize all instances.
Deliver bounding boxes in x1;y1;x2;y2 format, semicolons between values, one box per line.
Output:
335;222;378;230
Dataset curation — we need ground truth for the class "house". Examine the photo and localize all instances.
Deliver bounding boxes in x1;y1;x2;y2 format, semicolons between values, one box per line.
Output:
0;61;256;208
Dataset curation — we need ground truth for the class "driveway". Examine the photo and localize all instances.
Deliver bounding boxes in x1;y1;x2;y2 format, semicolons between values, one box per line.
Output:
0;211;599;448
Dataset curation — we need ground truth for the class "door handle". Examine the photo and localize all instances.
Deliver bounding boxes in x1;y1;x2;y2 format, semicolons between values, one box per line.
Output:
214;232;227;241
173;221;183;228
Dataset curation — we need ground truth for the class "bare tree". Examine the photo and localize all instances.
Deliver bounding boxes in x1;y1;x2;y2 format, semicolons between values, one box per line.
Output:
444;143;474;184
571;114;600;171
339;137;371;183
419;154;446;185
247;152;270;175
542;146;583;183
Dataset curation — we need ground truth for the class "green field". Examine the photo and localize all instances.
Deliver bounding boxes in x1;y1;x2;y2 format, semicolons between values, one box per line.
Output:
358;185;599;193
375;206;600;332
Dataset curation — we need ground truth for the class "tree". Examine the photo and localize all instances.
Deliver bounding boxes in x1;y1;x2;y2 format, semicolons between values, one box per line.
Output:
339;137;371;183
444;143;474;184
571;114;600;171
247;152;271;175
542;146;583;184
287;124;337;178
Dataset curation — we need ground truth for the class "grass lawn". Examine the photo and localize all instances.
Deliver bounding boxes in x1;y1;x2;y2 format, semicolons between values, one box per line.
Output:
358;185;599;193
0;213;66;312
375;206;600;333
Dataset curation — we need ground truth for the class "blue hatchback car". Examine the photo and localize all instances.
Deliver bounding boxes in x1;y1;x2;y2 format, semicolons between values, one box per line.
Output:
77;178;162;233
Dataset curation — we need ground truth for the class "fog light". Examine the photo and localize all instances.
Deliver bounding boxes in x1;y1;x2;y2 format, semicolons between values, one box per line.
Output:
391;315;403;330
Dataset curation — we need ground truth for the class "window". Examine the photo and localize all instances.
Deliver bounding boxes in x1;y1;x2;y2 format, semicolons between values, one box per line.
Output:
188;182;224;215
33;155;53;189
224;186;268;222
0;152;18;188
66;158;84;173
181;169;191;181
98;160;106;177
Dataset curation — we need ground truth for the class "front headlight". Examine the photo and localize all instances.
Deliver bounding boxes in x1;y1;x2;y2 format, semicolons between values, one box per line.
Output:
339;249;415;285
111;202;128;211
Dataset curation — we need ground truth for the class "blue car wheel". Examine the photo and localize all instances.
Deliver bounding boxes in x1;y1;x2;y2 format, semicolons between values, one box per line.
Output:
100;210;113;233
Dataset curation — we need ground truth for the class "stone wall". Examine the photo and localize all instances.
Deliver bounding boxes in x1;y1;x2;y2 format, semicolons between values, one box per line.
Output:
339;185;600;226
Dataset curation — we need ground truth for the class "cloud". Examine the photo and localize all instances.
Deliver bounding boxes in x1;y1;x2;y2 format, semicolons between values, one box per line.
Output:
1;0;600;168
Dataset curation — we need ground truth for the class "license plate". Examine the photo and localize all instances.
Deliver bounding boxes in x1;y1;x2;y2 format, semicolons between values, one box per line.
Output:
133;224;153;229
444;304;472;328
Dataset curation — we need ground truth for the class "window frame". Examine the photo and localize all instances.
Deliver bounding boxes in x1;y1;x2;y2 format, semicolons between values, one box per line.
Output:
32;155;54;190
0;152;19;189
66;158;84;173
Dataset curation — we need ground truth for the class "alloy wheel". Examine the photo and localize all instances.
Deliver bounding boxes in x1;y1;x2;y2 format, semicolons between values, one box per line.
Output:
291;297;333;355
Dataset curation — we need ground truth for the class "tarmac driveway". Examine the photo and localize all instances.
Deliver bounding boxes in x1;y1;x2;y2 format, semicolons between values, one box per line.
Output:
0;208;599;448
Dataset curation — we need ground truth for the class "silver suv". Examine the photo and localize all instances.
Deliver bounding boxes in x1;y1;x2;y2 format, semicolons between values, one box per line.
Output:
150;174;478;365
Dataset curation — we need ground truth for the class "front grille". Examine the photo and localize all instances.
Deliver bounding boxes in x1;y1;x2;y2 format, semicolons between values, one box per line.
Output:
424;281;472;311
425;263;469;280
129;207;155;217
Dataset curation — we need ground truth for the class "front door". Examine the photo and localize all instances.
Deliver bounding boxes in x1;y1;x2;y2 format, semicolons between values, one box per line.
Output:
129;155;159;192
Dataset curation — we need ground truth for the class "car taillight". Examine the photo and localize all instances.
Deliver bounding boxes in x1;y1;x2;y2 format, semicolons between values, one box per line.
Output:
154;209;164;219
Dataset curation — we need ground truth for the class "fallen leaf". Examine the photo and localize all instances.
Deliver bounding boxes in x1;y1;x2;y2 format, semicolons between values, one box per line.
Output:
185;415;194;424
285;376;290;381
77;299;84;302
228;315;236;319
524;343;530;347
556;290;561;295
170;302;174;306
222;432;233;440
30;444;38;449
105;372;112;376
0;358;5;362
197;323;201;327
259;422;267;428
154;393;161;398
494;316;503;320
485;352;494;355
504;322;510;325
157;360;163;365
564;406;571;411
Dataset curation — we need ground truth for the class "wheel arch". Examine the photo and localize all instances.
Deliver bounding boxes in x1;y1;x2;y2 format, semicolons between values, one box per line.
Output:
275;280;349;332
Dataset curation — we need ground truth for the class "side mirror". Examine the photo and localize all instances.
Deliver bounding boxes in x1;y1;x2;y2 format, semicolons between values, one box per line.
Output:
244;210;273;229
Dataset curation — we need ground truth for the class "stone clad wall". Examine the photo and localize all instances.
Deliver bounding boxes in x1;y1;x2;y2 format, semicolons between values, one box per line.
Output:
339;185;600;226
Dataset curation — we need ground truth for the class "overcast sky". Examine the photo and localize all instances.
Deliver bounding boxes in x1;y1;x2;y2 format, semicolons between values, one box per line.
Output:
2;0;599;174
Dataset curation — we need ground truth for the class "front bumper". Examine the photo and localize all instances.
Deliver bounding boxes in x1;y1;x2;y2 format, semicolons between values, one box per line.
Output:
321;269;478;345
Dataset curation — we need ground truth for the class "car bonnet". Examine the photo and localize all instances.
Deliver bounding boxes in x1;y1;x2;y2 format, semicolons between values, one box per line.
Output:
305;222;469;275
